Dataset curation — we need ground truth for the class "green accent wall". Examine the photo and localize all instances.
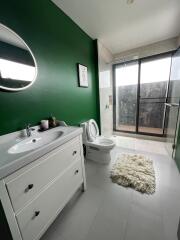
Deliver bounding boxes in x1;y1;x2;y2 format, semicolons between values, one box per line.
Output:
0;0;100;136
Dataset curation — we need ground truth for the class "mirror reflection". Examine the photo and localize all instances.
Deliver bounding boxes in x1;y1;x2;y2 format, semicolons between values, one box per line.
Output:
0;24;37;91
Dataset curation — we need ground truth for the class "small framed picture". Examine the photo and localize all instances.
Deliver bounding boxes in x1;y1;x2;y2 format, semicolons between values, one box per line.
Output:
77;63;88;87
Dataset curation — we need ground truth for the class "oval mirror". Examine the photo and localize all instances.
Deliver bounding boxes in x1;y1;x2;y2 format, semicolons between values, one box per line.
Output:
0;24;37;91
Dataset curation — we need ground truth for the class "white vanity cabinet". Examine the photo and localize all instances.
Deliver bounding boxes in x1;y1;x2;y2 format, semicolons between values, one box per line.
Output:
0;132;86;240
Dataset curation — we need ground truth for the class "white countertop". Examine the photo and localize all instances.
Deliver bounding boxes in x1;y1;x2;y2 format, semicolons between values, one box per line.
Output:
0;126;83;179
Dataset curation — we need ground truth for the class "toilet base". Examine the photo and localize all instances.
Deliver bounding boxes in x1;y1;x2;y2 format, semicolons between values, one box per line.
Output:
85;146;111;164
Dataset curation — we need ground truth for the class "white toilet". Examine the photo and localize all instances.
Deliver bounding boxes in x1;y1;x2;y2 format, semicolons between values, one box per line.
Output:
81;119;115;164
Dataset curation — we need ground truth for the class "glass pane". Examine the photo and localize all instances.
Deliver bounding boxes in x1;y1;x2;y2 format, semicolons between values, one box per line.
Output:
115;61;138;132
165;49;180;158
138;102;165;134
168;49;180;100
139;55;171;135
164;106;179;157
140;56;171;99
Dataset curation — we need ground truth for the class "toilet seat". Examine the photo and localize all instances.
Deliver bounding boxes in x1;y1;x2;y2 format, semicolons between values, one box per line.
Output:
87;119;99;142
88;137;115;150
86;119;115;150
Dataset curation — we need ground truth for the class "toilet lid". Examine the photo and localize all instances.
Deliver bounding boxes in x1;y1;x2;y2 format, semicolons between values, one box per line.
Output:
87;119;99;141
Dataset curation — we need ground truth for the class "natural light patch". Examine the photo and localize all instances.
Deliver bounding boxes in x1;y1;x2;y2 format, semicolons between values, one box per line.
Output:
115;56;171;86
141;57;171;84
115;62;138;86
0;58;35;81
110;153;156;194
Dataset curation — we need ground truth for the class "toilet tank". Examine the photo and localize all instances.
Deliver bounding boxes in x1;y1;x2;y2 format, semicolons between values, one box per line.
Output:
80;122;88;144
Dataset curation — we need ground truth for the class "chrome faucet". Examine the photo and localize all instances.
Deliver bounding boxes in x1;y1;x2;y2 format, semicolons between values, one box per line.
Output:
26;124;32;137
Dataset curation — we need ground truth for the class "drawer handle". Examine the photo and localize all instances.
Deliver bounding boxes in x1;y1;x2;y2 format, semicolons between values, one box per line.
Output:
73;150;77;156
28;184;34;190
34;211;40;217
74;170;79;175
25;184;34;192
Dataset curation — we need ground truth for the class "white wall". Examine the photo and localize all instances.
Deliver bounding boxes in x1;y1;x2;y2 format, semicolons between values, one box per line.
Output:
97;41;113;137
113;37;179;63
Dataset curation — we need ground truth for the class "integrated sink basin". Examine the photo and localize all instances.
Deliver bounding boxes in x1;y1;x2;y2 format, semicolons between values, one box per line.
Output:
0;125;83;180
8;131;64;154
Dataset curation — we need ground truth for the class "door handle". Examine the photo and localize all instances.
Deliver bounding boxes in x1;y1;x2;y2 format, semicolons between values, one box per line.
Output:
165;103;179;107
165;103;172;107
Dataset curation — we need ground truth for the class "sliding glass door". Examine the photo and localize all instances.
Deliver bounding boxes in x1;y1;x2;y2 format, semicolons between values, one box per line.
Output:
113;61;138;132
164;48;180;158
138;55;171;135
113;53;172;136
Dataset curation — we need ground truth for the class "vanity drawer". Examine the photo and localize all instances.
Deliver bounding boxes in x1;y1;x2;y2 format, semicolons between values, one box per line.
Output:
16;160;83;240
5;136;81;212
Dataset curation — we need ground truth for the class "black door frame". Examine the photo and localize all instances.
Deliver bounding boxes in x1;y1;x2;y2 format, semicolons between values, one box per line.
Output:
113;51;175;137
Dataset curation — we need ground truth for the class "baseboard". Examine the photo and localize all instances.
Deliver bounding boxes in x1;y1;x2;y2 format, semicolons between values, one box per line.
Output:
113;131;166;142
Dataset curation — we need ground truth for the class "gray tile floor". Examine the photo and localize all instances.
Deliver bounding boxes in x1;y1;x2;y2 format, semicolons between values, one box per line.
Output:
41;139;180;240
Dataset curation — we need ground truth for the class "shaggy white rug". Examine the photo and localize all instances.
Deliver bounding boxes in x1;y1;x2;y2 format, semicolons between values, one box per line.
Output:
110;153;155;194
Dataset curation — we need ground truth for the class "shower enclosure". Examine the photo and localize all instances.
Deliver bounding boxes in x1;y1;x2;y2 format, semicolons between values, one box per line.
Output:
113;52;172;136
164;48;180;158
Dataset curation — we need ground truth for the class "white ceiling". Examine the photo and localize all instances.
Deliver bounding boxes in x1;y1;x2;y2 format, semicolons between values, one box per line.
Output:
52;0;180;54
